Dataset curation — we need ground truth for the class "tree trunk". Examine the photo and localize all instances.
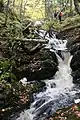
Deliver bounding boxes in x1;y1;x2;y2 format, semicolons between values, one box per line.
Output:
60;0;62;10
0;0;4;12
12;0;15;12
70;0;73;15
0;37;49;43
4;0;10;25
61;0;69;12
74;0;80;15
23;0;27;17
19;0;23;37
20;0;23;20
45;0;53;20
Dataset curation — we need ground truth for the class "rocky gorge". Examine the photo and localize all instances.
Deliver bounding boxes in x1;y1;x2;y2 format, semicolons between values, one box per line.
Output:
0;12;80;120
0;24;58;119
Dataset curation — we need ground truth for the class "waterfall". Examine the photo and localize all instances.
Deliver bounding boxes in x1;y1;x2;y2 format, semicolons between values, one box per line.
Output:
11;30;80;120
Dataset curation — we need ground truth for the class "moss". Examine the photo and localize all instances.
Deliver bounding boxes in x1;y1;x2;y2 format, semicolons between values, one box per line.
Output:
0;12;23;38
52;15;80;30
0;59;16;82
41;20;54;31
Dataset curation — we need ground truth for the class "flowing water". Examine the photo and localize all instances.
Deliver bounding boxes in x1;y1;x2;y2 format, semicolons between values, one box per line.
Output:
11;30;80;120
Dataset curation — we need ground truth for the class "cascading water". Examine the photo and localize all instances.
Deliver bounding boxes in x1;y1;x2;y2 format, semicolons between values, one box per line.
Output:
11;30;80;120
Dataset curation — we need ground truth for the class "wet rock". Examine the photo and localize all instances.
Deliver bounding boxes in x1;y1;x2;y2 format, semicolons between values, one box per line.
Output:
1;41;58;81
0;84;5;92
34;99;45;109
70;60;80;72
70;50;80;84
72;69;80;84
0;81;45;119
51;83;56;88
70;50;80;71
70;43;80;55
56;31;65;40
13;49;58;81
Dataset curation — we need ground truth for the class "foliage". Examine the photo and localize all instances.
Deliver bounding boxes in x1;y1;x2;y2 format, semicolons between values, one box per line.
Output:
41;20;54;30
0;59;16;82
74;0;80;15
0;12;23;37
0;0;4;12
7;20;22;37
52;14;80;30
3;0;45;20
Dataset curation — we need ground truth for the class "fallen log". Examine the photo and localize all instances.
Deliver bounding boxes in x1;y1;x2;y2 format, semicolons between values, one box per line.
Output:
30;43;45;55
0;37;49;43
19;42;45;55
61;24;80;32
30;43;41;52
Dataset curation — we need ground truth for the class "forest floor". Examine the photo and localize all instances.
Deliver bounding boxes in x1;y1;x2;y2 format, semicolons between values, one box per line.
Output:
54;14;80;43
46;104;80;120
53;14;80;31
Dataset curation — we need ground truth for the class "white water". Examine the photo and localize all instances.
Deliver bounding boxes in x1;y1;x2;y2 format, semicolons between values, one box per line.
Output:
11;30;80;120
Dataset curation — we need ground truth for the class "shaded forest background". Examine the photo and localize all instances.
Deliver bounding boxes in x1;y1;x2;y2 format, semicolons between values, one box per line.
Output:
0;0;80;22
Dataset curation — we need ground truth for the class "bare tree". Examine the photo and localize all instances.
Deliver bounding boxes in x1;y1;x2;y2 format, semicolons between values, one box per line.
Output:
70;0;73;15
45;0;53;20
20;0;23;20
74;0;80;15
0;0;4;12
5;0;10;25
12;0;15;12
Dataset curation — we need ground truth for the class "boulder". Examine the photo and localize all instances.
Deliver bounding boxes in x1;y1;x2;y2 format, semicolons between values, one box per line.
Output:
0;81;46;119
13;49;58;81
72;68;80;84
70;43;80;55
70;50;80;71
1;41;58;81
70;50;80;84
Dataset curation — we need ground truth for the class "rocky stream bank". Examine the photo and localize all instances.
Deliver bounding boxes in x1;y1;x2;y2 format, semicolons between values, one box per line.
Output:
0;32;58;119
56;24;80;84
45;20;80;120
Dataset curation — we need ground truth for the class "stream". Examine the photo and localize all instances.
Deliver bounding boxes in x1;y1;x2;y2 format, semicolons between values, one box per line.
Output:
11;30;80;120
